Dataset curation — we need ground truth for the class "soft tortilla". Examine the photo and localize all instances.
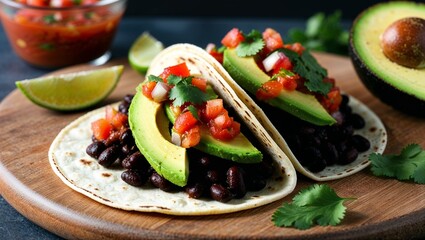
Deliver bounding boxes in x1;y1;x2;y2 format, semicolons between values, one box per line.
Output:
48;46;297;215
163;44;387;181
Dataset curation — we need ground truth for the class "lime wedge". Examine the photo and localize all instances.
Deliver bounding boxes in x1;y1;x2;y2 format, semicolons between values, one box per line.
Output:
129;32;164;75
16;65;124;111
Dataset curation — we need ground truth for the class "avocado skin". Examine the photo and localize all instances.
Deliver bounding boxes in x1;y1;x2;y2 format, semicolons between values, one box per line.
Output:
349;30;425;117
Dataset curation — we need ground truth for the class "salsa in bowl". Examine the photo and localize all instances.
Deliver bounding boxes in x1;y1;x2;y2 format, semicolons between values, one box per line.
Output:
0;0;127;68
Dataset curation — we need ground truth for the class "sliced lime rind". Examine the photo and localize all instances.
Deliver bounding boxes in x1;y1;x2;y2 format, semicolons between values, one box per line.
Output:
128;32;164;75
16;65;123;111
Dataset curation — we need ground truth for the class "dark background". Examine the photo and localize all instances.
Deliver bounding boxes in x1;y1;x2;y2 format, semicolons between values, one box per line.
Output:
123;0;391;20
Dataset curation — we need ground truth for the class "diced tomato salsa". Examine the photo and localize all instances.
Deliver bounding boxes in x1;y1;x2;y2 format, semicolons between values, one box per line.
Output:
142;62;241;148
0;0;125;68
211;27;342;113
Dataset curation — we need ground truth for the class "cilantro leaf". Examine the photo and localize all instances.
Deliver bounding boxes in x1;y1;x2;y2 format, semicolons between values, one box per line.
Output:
279;48;331;95
169;84;209;107
147;75;163;82
287;11;349;56
236;30;264;57
369;144;425;184
272;184;354;230
187;105;199;120
167;74;189;85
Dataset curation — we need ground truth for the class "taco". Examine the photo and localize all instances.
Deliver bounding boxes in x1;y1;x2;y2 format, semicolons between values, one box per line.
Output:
48;47;297;215
203;28;387;181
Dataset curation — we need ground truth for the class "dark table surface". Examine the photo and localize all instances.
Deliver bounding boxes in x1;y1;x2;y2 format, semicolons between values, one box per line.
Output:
0;16;323;239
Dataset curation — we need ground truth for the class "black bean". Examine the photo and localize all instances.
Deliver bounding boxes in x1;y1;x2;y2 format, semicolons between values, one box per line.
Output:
227;166;246;198
351;135;371;152
341;94;350;107
321;142;339;166
121;144;136;156
331;111;345;125
121;169;148;187
103;131;121;147
150;172;175;192
350;113;366;129
185;183;205;199
120;128;134;145
340;104;352;116
98;146;120;167
302;147;326;172
245;175;267;191
124;94;134;103
86;141;106;159
118;102;129;114
338;147;359;165
122;151;148;170
210;184;232;203
206;170;220;183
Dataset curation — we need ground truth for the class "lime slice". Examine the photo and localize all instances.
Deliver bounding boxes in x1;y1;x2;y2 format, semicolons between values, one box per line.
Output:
129;32;164;75
16;65;124;111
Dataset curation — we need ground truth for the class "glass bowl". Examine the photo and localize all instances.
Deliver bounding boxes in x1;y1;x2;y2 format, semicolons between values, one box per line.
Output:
0;0;127;69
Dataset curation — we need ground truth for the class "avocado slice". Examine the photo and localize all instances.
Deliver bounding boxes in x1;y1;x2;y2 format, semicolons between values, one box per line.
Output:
129;89;188;187
349;1;425;116
223;48;336;126
164;103;263;163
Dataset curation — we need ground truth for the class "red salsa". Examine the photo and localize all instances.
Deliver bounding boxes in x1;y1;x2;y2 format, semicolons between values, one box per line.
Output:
0;0;125;68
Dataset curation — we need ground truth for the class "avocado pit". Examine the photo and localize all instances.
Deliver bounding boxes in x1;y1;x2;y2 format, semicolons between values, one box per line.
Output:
380;17;425;69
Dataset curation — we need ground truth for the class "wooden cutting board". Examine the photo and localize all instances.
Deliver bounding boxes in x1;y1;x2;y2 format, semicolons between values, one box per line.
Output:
1;54;424;240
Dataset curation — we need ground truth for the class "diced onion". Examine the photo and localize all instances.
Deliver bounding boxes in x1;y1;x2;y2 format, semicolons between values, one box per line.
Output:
151;82;170;102
262;51;285;72
206;43;216;52
171;131;182;146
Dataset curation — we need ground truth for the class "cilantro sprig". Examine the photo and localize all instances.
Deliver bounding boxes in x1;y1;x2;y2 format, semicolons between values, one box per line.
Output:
369;144;425;184
279;48;331;95
272;184;354;230
287;11;349;56
146;74;214;107
236;30;264;57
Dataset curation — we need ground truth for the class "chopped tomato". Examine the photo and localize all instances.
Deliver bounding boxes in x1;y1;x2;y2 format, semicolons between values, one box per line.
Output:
285;42;305;55
262;28;284;55
210;121;241;141
209;49;224;64
272;55;293;74
159;62;190;81
91;118;112;141
192;77;207;92
204;99;224;120
181;125;201;148
174;111;198;134
256;81;283;100
320;87;342;113
26;0;49;7
50;0;75;7
105;106;127;129
221;28;244;48
212;111;233;129
277;75;299;91
141;81;157;99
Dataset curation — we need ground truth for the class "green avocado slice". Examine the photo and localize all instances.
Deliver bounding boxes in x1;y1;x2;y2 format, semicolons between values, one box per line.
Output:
129;88;188;187
223;48;336;126
164;103;263;164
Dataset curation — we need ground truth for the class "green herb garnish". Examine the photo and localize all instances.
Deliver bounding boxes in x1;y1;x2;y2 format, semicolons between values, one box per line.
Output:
39;43;54;51
187;105;200;120
43;14;57;24
279;48;331;95
272;184;354;230
370;144;425;184
271;69;296;81
147;75;163;82
287;11;349;56
167;75;211;107
236;30;264;57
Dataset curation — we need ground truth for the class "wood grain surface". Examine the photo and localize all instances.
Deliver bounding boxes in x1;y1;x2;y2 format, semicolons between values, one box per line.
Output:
0;54;424;240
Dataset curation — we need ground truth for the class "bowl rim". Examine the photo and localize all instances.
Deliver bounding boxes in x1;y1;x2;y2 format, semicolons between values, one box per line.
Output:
0;0;127;10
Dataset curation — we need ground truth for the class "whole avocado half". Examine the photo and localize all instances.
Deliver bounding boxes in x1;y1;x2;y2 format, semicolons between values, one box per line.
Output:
349;1;425;116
